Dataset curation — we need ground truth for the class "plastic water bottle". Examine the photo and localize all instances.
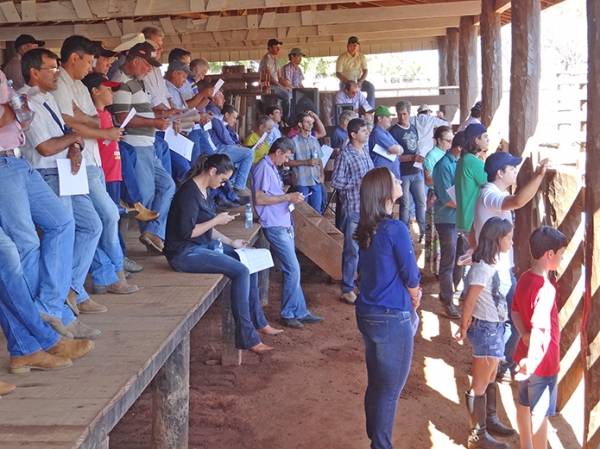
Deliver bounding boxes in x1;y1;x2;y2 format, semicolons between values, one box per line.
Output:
245;204;253;229
312;149;319;159
6;79;32;124
214;237;223;254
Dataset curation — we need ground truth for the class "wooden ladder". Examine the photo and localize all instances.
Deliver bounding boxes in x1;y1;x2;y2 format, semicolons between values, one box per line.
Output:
291;201;344;281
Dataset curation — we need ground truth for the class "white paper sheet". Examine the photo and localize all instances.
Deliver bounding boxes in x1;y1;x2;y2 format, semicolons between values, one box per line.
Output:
204;120;212;131
372;144;397;162
320;145;335;167
103;107;137;145
166;109;199;122
234;248;274;274
446;185;457;204
57;158;89;196
251;132;267;151
165;126;194;161
212;79;225;95
413;147;431;170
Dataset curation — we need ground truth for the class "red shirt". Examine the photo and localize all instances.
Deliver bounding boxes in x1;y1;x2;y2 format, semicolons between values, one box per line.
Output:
512;270;560;377
97;108;122;182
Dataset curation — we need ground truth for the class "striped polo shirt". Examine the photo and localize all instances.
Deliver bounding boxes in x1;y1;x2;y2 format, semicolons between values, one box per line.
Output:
112;67;155;147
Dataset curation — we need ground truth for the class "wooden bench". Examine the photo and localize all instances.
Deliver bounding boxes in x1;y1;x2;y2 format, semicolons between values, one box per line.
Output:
0;209;267;448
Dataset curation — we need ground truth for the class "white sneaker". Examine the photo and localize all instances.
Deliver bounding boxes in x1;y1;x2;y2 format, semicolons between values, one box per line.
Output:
339;291;357;305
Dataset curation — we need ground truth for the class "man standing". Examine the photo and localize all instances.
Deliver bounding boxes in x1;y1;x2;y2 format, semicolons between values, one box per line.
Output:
112;42;176;254
409;104;449;157
281;48;305;89
331;118;374;304
432;132;465;320
368;105;403;181
336;37;374;108
259;39;291;122
332;81;369;123
390;100;426;240
3;34;44;89
331;110;357;152
289;113;325;213
251;138;324;328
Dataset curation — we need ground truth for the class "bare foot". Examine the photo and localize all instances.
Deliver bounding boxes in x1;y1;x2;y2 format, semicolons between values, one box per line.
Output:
249;343;274;354
258;325;284;336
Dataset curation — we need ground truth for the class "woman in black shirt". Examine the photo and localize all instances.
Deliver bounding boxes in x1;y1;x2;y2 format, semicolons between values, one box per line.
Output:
164;154;281;353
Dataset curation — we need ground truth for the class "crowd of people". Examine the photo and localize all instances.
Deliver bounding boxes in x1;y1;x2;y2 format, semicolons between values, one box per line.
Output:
0;30;563;449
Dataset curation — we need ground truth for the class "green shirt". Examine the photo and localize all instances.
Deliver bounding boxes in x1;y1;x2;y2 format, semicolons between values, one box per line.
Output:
455;153;487;232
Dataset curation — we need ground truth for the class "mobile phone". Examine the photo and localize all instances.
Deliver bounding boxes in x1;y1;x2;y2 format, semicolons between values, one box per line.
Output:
230;213;240;217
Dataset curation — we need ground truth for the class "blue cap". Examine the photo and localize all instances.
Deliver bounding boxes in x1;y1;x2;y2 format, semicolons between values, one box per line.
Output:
484;151;523;182
463;123;487;146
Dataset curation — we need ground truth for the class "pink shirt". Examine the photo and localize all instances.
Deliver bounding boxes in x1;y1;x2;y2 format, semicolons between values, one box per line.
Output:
0;70;25;151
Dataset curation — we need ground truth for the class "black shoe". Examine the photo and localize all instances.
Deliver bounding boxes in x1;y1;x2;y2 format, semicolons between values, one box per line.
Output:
440;304;461;319
298;313;324;324
215;196;238;209
234;195;251;205
280;317;304;328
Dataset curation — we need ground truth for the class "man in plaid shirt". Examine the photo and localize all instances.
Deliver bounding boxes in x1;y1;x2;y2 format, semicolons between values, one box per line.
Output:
331;118;374;304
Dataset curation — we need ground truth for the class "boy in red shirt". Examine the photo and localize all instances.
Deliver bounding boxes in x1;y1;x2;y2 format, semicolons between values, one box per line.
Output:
512;226;568;449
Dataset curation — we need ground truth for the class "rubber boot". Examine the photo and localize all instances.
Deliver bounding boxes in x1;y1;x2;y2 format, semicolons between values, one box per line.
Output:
465;392;508;449
485;382;517;436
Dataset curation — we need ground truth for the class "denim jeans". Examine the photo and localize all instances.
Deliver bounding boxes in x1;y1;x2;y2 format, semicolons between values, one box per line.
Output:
262;226;311;320
154;136;172;176
399;172;426;236
216;145;253;190
87;165;123;286
134;145;176;240
338;80;376;108
0;156;76;322
38;167;101;306
341;211;359;293
271;86;291;122
168;244;265;349
0;227;60;357
435;223;462;307
118;141;143;205
356;309;414;449
296;184;323;214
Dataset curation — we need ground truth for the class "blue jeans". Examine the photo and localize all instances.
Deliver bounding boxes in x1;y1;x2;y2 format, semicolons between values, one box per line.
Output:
118;141;143;205
356;310;414;449
135;145;176;240
156;130;194;184
467;319;506;359
399;172;426;236
38;167;102;306
435;223;462;307
271;86;291;122
339;80;376;108
216;145;253;190
296;184;323;214
0;227;60;357
341;211;359;293
87;165;123;286
0;156;76;322
262;227;311;320
154;136;172;176
518;374;558;417
168;244;265;349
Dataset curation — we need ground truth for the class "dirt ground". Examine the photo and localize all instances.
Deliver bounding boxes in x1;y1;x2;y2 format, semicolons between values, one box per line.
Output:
109;250;582;449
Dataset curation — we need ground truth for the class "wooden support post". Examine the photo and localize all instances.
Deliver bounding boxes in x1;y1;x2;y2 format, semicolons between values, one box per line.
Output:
583;1;600;447
459;17;478;123
510;0;541;275
480;0;502;127
256;229;270;306
151;335;190;449
440;28;459;122
221;282;242;366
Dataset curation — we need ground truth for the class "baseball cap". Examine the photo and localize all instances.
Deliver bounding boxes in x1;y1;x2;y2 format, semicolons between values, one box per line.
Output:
288;47;305;57
15;34;45;49
82;72;121;92
167;60;195;77
128;42;162;67
374;105;395;117
417;103;432;113
359;105;375;115
347;36;360;44
484;151;523;181
451;131;465;149
93;41;118;58
113;32;146;53
463;123;487;146
267;39;283;47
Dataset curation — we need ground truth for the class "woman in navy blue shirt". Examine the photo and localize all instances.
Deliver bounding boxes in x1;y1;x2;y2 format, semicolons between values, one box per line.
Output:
354;167;421;449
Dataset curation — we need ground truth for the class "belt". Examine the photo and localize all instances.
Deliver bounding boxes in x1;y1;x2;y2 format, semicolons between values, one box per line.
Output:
0;148;21;158
180;131;190;137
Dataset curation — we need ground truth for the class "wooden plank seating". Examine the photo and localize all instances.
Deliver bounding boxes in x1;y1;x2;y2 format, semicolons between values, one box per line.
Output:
0;206;266;448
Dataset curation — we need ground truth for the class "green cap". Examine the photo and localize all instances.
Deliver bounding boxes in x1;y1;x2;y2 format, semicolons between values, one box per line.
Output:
374;105;395;117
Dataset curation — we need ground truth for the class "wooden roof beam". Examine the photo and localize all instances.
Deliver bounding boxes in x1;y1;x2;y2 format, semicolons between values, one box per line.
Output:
495;0;511;14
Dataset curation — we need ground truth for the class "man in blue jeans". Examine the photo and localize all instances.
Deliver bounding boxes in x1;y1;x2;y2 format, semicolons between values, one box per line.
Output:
251;137;324;329
331;118;373;305
390;100;426;241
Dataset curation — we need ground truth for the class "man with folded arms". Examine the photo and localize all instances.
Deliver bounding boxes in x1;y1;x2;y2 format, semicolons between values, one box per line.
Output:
368;105;403;180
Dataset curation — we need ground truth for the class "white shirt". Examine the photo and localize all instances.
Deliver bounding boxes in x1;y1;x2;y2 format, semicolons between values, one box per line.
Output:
409;114;448;155
458;116;481;132
144;67;171;108
20;87;69;169
469;261;508;323
52;67;101;166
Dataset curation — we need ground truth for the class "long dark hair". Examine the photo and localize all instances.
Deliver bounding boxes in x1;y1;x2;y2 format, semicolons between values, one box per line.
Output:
354;167;395;250
462;133;485;156
472;217;513;265
180;153;234;187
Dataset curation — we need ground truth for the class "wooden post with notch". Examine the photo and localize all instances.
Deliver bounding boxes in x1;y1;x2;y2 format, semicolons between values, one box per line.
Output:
459;17;478;123
480;0;502;128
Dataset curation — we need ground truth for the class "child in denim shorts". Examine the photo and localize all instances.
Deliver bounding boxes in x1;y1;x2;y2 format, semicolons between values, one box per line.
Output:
512;226;567;449
455;217;516;449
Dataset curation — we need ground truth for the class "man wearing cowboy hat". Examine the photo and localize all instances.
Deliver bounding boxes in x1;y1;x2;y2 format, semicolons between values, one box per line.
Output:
281;47;305;90
107;32;146;80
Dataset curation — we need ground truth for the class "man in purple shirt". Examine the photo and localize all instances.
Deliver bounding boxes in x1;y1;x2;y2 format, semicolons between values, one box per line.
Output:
251;137;324;329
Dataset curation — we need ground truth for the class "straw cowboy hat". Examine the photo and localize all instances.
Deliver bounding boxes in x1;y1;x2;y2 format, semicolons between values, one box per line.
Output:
113;33;146;53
